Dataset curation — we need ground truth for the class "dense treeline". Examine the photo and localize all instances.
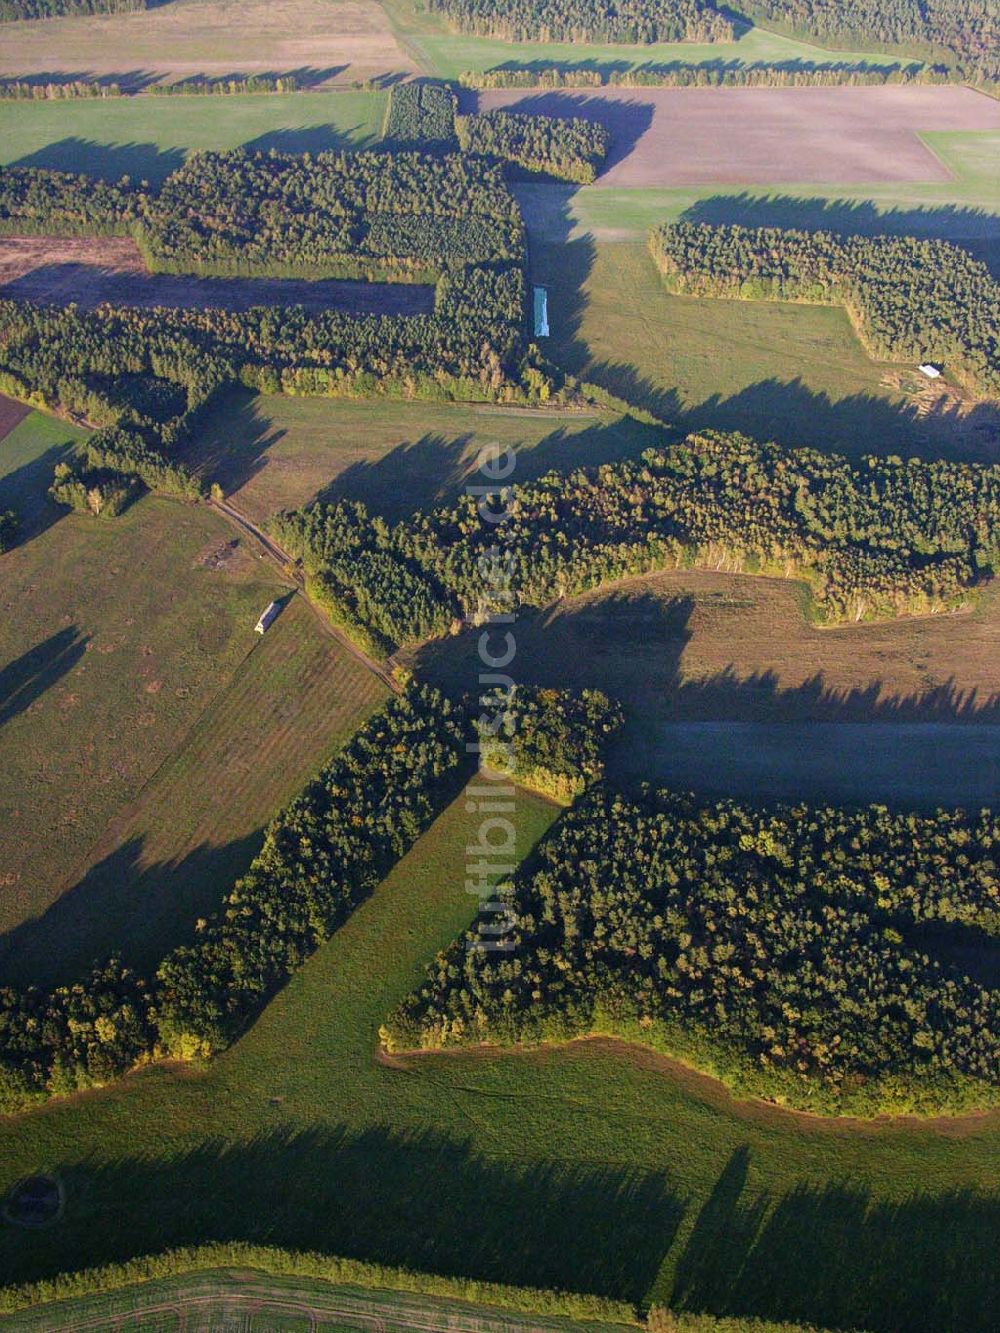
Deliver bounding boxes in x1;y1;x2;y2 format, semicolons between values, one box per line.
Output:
427;0;736;43
0;165;141;235
139;149;523;277
459;60;946;89
456;110;610;183
384;785;1000;1115
0;686;468;1112
475;684;624;802
652;222;1000;399
275;429;1000;643
382;82;457;146
0;0;143;17
0;78;124;99
742;0;1000;83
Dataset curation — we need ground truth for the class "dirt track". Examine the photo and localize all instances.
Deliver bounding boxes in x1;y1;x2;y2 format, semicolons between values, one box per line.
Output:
0;236;434;315
0;394;29;444
469;85;1000;187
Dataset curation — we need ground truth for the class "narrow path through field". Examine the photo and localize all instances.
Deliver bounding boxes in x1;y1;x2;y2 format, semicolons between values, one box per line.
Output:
208;497;401;693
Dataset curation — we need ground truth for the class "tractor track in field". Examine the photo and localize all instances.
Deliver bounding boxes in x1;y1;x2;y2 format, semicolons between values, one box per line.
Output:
207;497;401;694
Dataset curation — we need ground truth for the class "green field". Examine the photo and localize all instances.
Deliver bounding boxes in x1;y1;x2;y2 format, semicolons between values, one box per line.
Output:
0;89;387;183
183;390;663;523
0;785;996;1332
536;240;1000;459
0;411;381;978
0;591;386;989
519;131;1000;245
380;0;906;80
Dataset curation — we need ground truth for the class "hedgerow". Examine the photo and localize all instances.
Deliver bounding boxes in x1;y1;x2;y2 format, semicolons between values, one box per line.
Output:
426;0;736;44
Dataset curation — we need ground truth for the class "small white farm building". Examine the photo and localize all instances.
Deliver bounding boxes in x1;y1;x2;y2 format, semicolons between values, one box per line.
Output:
255;600;280;634
918;363;942;379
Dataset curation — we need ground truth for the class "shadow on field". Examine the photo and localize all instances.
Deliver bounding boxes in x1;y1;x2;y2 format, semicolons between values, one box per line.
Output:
668;1147;1000;1333
0;440;77;541
0;627;88;731
244;123;376;157
458;90;655;179
318;416;664;520
0;830;264;990
13;138;185;185
29;1133;1000;1331
177;389;287;500
39;1124;683;1304
681;194;1000;255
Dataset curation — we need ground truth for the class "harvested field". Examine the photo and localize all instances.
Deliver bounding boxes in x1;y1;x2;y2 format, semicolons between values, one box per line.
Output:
0;0;415;86
0;237;434;315
411;568;1000;803
467;86;1000;187
0;395;29;444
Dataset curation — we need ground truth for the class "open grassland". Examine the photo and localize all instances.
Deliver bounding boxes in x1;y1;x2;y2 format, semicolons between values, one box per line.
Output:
0;88;387;184
0;789;996;1332
0;593;387;988
411;568;1000;806
379;0;904;81
536;240;1000;460
181;390;663;524
472;86;1000;188
0;421;301;960
0;404;86;530
518;129;1000;244
0;0;415;87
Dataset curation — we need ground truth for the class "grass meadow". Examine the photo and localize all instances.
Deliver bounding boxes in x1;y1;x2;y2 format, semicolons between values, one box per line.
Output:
181;390;663;523
535;240;1000;460
0;409;386;984
0;89;388;183
0;787;996;1332
379;0;903;81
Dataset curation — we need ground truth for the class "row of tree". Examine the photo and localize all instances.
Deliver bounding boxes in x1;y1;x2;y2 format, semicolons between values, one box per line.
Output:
384;784;1000;1115
456;110;611;183
272;428;1000;651
0;0;142;17
652;223;1000;399
427;0;736;44
459;60;950;89
0;686;469;1113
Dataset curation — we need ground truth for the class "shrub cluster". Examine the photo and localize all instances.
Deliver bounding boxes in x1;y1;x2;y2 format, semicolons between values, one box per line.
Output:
456;110;610;183
475;684;625;802
427;0;736;44
49;457;139;516
651;222;1000;398
0;686;468;1112
382;81;457;146
384;785;1000;1115
275;429;1000;648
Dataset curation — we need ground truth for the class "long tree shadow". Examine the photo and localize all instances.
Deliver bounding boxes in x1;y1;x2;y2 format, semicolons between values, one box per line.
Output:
0;439;79;542
669;1148;1000;1333
22;1124;685;1305
681;193;1000;249
0;829;265;990
13;138;186;185
0;627;88;729
176;388;287;500
414;591;1000;806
